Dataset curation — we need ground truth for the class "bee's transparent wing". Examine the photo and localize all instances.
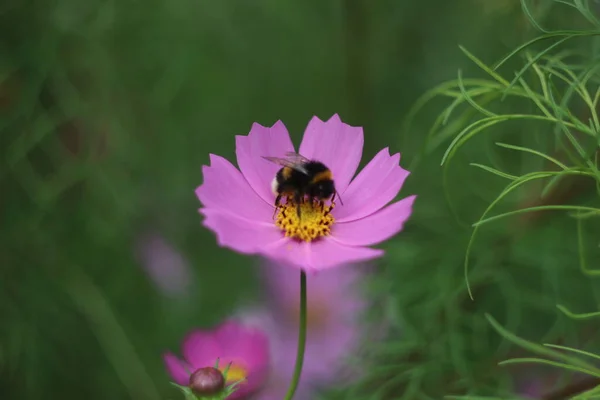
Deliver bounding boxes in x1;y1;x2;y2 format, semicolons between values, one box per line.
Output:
262;155;309;175
283;152;311;164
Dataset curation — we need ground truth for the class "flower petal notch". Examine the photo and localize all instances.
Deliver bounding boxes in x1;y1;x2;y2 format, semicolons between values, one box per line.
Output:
196;114;416;271
164;320;270;399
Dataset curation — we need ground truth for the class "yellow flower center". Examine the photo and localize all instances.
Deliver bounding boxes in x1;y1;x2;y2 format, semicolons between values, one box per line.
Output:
274;197;335;242
219;363;247;383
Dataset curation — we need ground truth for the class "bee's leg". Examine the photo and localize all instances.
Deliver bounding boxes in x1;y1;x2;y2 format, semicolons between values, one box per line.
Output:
335;190;343;205
331;192;339;206
273;193;282;219
294;193;302;219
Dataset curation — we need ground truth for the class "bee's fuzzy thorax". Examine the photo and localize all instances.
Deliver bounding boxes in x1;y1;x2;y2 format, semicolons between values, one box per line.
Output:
282;166;293;179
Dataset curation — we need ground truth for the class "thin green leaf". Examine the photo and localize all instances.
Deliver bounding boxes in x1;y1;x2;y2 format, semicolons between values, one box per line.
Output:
503;36;574;99
494;31;600;71
520;0;548;33
574;0;600;28
473;205;600;227
441;114;584;167
570;209;600;219
572;383;600;399
544;343;600;361
459;45;509;86
557;304;600;320
499;358;599;377
495;142;569;170
457;69;498;117
464;171;560;299
540;173;567;198
554;1;579;11
517;75;552;118
576;212;600;275
469;163;518;180
592;85;600;109
486;314;600;375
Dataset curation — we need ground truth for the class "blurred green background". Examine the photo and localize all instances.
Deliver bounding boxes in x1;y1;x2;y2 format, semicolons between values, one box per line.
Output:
2;0;600;399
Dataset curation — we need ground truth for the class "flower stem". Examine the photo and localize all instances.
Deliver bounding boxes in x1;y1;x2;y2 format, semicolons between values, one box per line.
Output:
283;270;307;400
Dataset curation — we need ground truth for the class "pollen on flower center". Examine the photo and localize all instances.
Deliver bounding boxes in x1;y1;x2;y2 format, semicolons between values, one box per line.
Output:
275;198;335;242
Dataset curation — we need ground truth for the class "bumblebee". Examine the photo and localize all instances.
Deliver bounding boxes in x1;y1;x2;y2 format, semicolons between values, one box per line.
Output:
262;152;341;218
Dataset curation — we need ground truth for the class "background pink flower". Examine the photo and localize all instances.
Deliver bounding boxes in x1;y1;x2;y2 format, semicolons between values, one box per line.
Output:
195;114;416;271
135;231;192;298
237;260;374;400
514;369;586;399
164;320;270;399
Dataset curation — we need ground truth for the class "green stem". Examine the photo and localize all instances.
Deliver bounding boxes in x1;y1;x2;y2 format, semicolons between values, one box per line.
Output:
283;270;307;400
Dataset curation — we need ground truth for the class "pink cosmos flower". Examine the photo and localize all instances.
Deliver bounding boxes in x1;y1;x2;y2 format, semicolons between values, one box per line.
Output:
238;260;374;399
195;114;416;271
516;376;565;399
164;320;270;399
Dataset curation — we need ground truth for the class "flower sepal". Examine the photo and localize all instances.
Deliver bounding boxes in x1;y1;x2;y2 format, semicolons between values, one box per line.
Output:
170;381;244;400
171;360;246;400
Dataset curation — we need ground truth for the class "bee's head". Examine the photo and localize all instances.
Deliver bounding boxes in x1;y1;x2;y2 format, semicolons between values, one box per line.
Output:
312;179;335;200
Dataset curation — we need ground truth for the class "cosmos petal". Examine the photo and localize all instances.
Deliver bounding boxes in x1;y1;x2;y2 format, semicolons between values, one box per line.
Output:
333;195;416;246
163;352;192;385
334;148;410;222
167;321;271;400
181;330;222;368
235;120;295;204
196;154;273;221
135;232;192;297
213;321;269;365
200;209;282;254
212;320;246;352
205;321;271;399
262;237;383;272
298;114;363;195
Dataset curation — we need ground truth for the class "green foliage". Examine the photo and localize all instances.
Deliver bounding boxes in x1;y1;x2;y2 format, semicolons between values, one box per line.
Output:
331;0;600;398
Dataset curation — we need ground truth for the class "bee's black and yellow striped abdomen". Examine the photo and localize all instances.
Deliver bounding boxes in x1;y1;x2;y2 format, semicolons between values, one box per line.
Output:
310;169;332;184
